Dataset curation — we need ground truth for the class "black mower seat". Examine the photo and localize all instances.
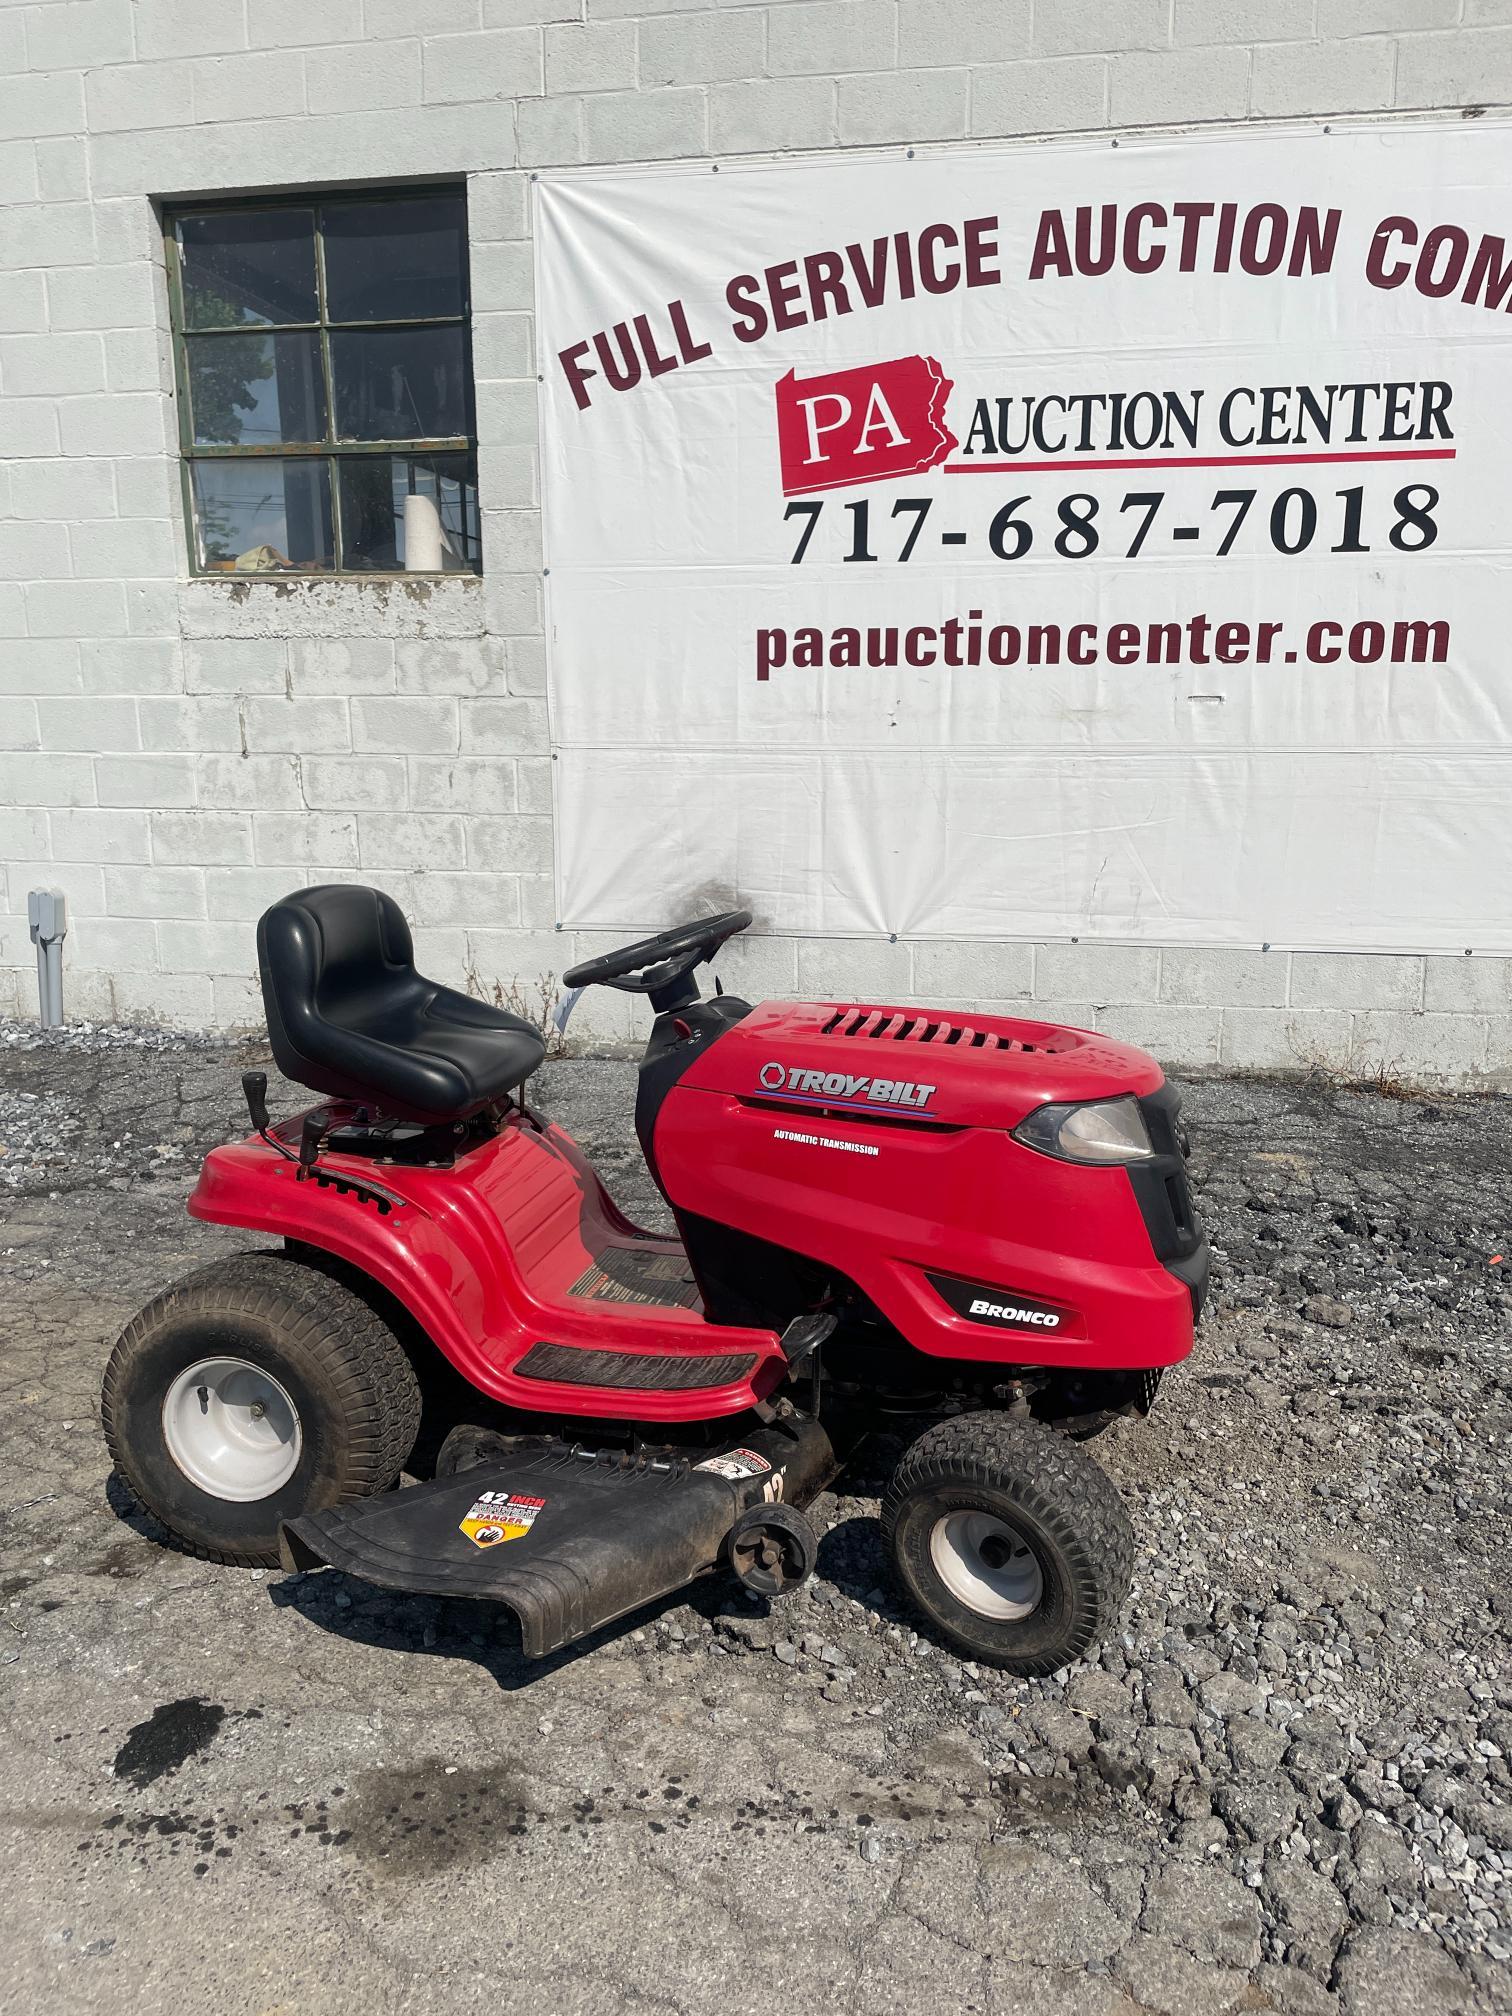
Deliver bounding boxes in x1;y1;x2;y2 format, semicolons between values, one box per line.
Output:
257;884;546;1124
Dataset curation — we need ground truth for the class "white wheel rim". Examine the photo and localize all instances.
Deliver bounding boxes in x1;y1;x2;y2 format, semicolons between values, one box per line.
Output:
929;1509;1044;1621
162;1356;303;1503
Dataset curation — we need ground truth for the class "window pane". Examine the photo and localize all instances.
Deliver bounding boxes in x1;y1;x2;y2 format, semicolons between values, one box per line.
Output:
187;332;327;446
329;325;469;441
322;195;467;322
191;459;333;572
336;454;479;573
179;209;318;329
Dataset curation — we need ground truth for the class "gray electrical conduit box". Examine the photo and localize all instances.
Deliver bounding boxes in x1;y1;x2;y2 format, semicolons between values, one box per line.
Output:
28;888;67;1028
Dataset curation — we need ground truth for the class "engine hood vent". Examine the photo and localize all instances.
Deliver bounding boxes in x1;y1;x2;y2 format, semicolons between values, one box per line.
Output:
818;1007;1074;1055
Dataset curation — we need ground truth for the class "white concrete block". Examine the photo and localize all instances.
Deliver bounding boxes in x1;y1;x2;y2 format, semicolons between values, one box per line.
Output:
1251;37;1395;115
96;752;197;807
642;2;763;81
517;756;552;812
66;916;159;973
85;58;195;132
150;809;253;866
114;971;217;1026
58;391;168;457
25;0;135;71
105;328;173;394
0;271;47;335
423;27;543;103
0;698;39;750
78;638;182;696
186;639;290;694
465;814;554;874
105;863;206;917
408;755;517;813
1423;956;1512;1014
35;139;89;203
0;518;70;577
481;571;542;636
252;0;362;42
49;807;151;864
1034;942;1160;1005
711;75;835;152
835;67;969;145
135;0;246;58
204;864;338;920
900;0;1029;67
0;70;83;139
545;20;635;93
1174;0;1313;44
1290;952;1423;1012
156;920;258;975
197;753;303;812
71;517;179;581
411;870;522;928
0;808;49;857
125;582;179;638
517;91;584;163
26;580;128;637
485;0;581;19
1396;26;1512;106
768;0;894;76
796;936;912;1000
471;311;535;379
37;696;141;752
971;55;1107;135
192;50;308;125
252;812;360;868
357;811;468;870
477;441;538;508
368;0;481;32
0;395;60;455
1321;0;1458;30
1035;0;1168;55
352;696;461;755
10;640;83;695
911;940;1033;1000
9;456;113;521
1;199;95;267
1220;1007;1352;1073
306;38;419;113
303;755;408;811
459;696;548;752
0;330;104;395
582;84;707;161
1109;45;1250;124
0;138;32;204
1097;1004;1222;1067
1159;946;1288;1009
243;697;352;755
479;506;541;571
468;170;530;241
504;635;546;695
396;637;506;695
288;639;396;696
1351;1011;1489;1083
139;697;243;751
474;376;538;443
210;971;264;1027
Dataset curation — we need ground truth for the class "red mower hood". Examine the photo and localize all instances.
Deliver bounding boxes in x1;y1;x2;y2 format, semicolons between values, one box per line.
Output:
678;999;1165;1131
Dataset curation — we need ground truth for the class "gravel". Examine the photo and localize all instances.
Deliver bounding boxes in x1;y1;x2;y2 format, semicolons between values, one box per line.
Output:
0;1019;1508;2015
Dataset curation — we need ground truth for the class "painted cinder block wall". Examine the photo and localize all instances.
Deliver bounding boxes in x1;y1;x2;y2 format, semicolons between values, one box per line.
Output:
2;0;1510;1081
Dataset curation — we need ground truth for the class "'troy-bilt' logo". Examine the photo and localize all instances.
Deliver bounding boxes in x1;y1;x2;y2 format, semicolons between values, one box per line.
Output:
775;355;957;496
758;1061;936;1111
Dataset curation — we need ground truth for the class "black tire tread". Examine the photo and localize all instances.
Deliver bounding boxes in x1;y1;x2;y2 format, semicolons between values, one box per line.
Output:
101;1248;422;1568
881;1411;1135;1676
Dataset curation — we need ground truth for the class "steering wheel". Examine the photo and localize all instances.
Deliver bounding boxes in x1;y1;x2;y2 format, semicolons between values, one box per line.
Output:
562;910;752;997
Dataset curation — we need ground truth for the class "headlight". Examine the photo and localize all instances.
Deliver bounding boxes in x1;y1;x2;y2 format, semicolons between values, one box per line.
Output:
1013;1095;1154;1166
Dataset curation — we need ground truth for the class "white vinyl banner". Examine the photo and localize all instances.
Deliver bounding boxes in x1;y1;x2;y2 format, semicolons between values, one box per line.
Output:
535;121;1512;953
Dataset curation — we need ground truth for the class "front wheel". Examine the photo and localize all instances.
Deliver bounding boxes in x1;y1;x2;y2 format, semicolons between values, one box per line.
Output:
881;1413;1134;1675
102;1251;421;1567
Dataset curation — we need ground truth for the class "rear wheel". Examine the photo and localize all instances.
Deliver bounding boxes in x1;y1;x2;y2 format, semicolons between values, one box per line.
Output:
881;1413;1134;1675
102;1251;422;1567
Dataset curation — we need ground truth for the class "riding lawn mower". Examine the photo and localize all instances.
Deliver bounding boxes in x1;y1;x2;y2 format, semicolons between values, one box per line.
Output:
102;884;1208;1675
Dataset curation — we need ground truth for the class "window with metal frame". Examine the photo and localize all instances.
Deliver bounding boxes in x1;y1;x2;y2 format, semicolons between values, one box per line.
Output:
164;188;480;577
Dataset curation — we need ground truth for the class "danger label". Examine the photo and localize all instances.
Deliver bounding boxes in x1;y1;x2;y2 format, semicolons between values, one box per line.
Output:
460;1491;546;1549
694;1448;772;1481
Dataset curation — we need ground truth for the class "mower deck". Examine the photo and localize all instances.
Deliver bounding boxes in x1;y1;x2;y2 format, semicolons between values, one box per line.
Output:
280;1418;839;1657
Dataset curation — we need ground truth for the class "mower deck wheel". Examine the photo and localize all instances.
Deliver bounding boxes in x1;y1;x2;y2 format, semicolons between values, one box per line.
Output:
102;1250;421;1568
881;1412;1135;1676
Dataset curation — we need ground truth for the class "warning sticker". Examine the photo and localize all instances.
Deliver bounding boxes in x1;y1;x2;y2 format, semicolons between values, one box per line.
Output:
459;1491;546;1549
694;1448;772;1481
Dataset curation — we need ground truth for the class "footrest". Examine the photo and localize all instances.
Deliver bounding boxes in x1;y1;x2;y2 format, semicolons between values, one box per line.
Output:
281;1422;836;1657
